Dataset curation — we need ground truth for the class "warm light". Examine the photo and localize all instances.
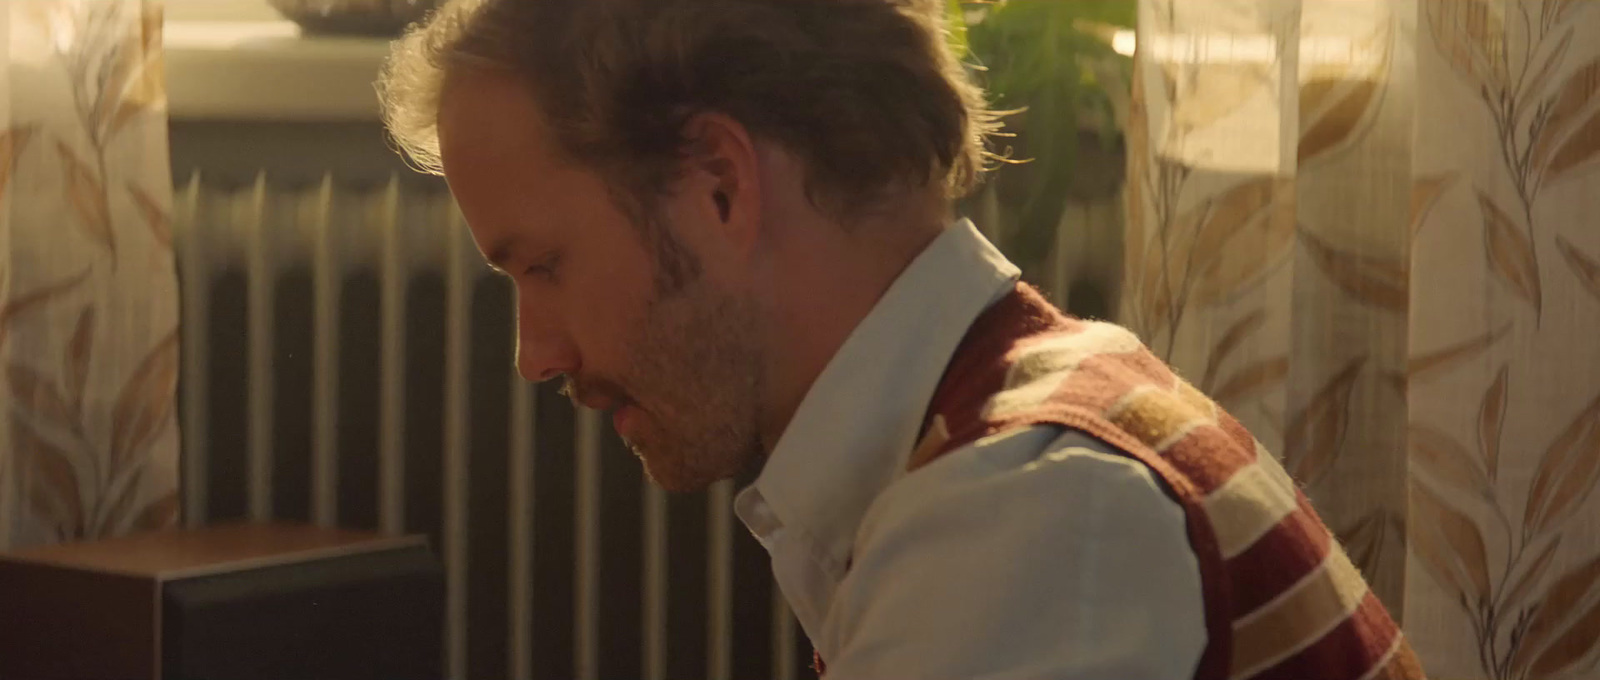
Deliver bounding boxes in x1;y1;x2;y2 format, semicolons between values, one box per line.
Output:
1112;29;1137;57
1111;30;1374;67
163;20;302;49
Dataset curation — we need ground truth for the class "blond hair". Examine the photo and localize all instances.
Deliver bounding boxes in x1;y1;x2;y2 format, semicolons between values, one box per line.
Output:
379;0;1000;218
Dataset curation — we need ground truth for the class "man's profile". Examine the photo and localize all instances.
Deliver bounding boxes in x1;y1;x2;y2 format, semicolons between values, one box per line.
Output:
379;1;1427;678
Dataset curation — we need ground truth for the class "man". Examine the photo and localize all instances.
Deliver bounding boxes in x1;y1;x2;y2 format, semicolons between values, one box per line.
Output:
380;1;1425;678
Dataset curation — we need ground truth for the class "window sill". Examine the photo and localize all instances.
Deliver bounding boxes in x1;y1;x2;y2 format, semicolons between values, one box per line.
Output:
165;20;392;121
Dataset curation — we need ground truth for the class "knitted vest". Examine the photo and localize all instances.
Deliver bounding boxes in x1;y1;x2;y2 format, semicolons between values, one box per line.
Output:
815;283;1426;680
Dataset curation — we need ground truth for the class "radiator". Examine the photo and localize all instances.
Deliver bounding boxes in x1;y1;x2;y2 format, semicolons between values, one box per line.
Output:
170;171;805;680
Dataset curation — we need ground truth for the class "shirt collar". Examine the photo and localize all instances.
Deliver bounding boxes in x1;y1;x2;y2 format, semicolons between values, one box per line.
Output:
735;218;1020;574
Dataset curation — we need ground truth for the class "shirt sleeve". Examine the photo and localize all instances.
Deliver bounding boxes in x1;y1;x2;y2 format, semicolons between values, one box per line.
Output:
816;426;1207;680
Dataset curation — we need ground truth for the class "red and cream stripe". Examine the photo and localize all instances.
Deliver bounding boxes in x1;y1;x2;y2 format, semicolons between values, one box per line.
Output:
907;284;1424;680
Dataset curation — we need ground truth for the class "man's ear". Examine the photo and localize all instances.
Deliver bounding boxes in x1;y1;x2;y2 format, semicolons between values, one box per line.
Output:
680;112;761;247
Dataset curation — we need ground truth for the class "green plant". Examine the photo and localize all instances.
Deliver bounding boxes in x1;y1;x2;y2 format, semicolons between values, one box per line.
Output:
951;0;1135;274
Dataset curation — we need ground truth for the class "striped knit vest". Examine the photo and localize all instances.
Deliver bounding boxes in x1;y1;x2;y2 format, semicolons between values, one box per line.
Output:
815;283;1426;680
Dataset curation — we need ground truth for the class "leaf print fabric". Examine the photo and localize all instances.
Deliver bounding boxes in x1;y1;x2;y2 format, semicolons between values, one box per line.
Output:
0;1;178;549
1124;1;1600;676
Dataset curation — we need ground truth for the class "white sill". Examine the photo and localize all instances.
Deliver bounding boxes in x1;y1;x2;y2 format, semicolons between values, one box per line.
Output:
165;20;392;122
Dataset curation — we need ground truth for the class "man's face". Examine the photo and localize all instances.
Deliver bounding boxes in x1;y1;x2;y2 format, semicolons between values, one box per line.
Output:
437;69;765;492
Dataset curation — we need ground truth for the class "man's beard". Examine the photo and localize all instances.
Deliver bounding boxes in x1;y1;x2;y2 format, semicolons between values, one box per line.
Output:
565;256;766;493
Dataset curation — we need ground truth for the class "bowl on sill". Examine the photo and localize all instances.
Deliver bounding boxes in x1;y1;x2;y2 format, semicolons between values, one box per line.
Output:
268;0;439;37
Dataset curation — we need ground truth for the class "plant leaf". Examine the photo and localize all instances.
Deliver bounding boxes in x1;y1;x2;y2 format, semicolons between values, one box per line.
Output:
1529;596;1600;679
1423;0;1507;91
1516;550;1600;672
1201;308;1268;393
13;416;83;539
1184;176;1277;276
95;464;146;538
104;10;166;139
109;330;180;473
127;182;172;249
1520;26;1574;104
108;62;165;139
1336;510;1388;579
55;141;116;259
1556;235;1600;304
1545;109;1600;186
1410;478;1492;606
1300;74;1343;122
1479;364;1509;481
1477;190;1542;313
1212;356;1289;406
1301;229;1409;312
1285;355;1366;486
1532;59;1600;173
1137;231;1175;338
133;490;180;532
1502;534;1562;615
0;126;36;204
1298;27;1390;166
98;7;156;114
137;5;163;58
1410;422;1495;502
65;306;95;412
1407;321;1513;383
108;91;158;142
1410;173;1458;242
1555;0;1586;23
1410;483;1473;607
1299;75;1382;163
1524;391;1600;536
1510;547;1600;675
1514;552;1600;676
1189;179;1280;272
0;268;92;350
7;364;76;434
96;20;140;135
1188;178;1296;306
1539;418;1600;537
1137;168;1209;336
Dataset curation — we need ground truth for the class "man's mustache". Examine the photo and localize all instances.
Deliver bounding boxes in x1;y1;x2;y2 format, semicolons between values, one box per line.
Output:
560;375;632;411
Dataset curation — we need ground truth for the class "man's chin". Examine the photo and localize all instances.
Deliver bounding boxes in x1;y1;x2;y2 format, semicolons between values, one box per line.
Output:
628;442;712;493
640;464;720;494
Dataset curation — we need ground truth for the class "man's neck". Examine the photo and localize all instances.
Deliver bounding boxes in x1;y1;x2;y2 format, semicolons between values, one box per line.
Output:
753;199;949;453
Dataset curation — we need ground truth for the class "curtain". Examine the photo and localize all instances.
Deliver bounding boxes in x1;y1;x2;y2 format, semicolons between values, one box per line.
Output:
1;0;178;549
1123;0;1600;677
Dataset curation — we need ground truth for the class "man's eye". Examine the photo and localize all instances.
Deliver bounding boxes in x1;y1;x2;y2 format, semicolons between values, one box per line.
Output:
525;254;561;282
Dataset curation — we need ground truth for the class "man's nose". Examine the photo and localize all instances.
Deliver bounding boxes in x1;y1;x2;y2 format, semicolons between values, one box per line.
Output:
515;325;578;383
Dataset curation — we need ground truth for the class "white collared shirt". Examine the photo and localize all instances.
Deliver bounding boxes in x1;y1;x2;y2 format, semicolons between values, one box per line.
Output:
735;220;1207;679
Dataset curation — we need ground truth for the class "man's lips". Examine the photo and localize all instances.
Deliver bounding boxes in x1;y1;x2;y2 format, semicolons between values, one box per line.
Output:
611;403;641;438
575;395;617;412
571;393;641;437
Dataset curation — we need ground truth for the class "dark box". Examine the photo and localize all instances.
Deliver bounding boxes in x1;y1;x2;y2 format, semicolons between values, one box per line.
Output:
0;522;444;680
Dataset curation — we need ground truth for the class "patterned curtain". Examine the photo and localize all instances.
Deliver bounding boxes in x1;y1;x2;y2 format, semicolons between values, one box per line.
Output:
1123;0;1600;677
1;0;178;549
